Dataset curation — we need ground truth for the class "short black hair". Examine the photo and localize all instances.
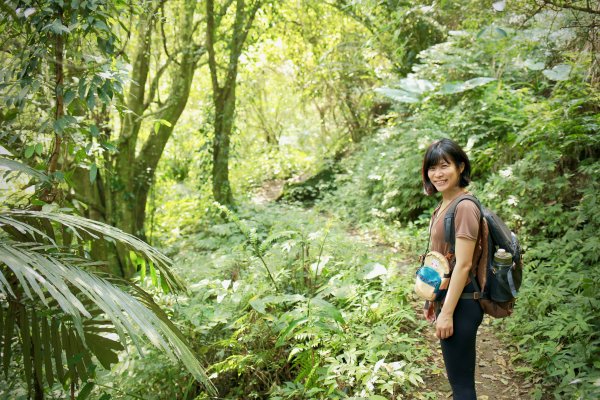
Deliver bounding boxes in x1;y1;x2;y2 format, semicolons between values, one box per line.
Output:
422;138;471;195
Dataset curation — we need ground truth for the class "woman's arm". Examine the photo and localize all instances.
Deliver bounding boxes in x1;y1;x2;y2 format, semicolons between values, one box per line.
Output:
435;237;476;339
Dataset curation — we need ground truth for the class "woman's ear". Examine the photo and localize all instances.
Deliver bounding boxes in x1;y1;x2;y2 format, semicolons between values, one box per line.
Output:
459;162;465;173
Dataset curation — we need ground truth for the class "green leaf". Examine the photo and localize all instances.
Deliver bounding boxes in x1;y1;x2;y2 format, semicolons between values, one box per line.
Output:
34;143;43;156
31;311;44;389
543;64;571;81
45;19;70;34
41;316;54;386
24;145;35;158
3;304;15;378
86;90;95;110
84;332;122;369
311;297;345;324
276;318;309;347
250;298;267;314
64;89;77;106
0;158;49;183
495;27;507;37
51;320;65;383
397;77;435;95
0;306;3;358
156;119;172;128
20;306;33;396
149;261;158;287
374;87;420;103
439;77;496;95
89;164;97;184
524;59;545;71
140;259;147;283
93;20;109;32
78;80;87;100
77;382;94;400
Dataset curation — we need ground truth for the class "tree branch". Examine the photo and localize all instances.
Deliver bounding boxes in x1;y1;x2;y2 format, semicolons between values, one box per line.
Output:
542;0;600;15
206;0;220;92
144;60;171;110
0;1;18;20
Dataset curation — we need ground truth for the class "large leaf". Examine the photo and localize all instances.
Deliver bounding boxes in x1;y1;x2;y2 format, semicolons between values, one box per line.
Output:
374;87;421;103
542;64;571;81
0;157;49;183
397;77;435;95
0;210;184;292
438;77;496;94
0;240;216;395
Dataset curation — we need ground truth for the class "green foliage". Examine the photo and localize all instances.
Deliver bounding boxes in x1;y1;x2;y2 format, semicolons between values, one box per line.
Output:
321;7;600;397
0;0;127;179
0;160;215;397
105;204;430;399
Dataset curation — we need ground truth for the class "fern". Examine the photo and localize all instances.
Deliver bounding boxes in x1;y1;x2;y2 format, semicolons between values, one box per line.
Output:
292;350;320;389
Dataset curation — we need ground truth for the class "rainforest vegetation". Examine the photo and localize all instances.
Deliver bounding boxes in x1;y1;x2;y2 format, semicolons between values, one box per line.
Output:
0;0;599;399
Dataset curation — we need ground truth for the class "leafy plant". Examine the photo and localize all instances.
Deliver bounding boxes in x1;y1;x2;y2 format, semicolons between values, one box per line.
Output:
0;159;216;398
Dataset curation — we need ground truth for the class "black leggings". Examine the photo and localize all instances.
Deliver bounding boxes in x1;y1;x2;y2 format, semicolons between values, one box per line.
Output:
440;292;483;400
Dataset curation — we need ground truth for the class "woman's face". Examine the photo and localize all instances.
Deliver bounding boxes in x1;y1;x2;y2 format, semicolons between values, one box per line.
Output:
427;157;463;194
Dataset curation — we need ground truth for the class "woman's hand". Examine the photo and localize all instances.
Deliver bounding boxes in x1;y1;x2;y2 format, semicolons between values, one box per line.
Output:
435;311;454;339
423;302;436;323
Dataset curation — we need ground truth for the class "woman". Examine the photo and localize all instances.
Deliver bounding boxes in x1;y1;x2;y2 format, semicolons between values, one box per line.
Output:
421;138;484;400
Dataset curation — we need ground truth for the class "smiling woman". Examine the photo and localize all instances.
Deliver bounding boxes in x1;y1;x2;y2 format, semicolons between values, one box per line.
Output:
420;138;484;400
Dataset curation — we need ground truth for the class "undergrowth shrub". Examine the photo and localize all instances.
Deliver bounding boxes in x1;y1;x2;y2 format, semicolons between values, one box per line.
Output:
105;205;430;399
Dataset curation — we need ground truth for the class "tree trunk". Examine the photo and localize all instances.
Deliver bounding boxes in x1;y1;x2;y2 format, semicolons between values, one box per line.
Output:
69;1;202;277
206;0;263;206
212;86;235;205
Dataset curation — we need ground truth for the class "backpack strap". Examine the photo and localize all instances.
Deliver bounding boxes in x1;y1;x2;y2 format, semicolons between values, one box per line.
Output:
443;195;485;301
443;194;483;254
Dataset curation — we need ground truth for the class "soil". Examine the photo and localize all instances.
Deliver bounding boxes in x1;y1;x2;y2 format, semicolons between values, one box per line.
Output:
250;178;285;204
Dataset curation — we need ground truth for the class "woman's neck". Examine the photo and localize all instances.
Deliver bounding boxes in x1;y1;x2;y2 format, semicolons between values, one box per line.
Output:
441;186;466;203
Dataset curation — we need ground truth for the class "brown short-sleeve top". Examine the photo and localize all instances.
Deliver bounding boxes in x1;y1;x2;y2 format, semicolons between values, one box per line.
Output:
429;198;481;268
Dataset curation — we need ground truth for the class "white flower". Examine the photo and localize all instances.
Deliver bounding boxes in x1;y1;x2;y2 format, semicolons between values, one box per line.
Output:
500;167;513;178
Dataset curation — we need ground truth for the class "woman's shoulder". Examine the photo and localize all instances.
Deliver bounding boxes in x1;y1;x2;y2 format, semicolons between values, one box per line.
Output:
455;196;481;219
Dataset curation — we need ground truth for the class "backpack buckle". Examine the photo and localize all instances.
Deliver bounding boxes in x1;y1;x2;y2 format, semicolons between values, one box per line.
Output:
473;292;481;300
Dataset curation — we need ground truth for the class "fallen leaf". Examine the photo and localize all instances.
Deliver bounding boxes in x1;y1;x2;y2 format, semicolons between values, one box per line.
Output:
481;373;498;381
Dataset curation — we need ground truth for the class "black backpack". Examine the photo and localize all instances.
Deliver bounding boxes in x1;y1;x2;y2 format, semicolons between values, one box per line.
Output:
444;194;523;318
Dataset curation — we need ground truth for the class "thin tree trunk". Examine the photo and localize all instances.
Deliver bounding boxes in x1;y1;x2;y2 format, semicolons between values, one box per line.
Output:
206;0;262;205
69;1;202;277
211;87;235;205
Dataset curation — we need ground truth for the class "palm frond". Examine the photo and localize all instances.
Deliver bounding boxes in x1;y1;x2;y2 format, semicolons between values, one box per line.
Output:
0;240;216;395
1;299;124;396
0;210;184;292
0;157;49;184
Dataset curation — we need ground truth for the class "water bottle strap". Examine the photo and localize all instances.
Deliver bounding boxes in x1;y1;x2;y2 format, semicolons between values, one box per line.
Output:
507;269;518;297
